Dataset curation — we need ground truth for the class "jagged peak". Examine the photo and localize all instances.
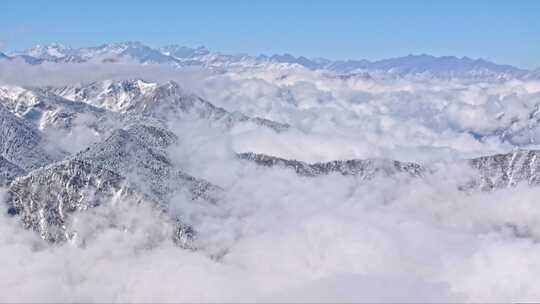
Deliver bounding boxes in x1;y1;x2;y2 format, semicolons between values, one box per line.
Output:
25;42;71;58
96;41;148;49
160;44;210;57
28;42;69;50
152;80;192;97
108;78;157;89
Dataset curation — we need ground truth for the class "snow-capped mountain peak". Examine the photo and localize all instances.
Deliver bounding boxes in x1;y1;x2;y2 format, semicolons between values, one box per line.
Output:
160;45;210;58
25;42;70;59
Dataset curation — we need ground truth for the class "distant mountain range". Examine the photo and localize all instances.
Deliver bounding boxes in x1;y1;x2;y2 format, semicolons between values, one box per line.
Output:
1;41;537;79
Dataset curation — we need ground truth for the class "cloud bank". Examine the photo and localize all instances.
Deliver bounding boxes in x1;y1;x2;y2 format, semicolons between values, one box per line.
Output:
1;59;540;302
3;153;540;302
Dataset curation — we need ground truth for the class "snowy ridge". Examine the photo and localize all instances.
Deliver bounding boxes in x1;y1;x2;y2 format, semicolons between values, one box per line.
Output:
240;150;540;192
5;41;538;79
238;152;425;179
52;79;290;132
0;84;111;132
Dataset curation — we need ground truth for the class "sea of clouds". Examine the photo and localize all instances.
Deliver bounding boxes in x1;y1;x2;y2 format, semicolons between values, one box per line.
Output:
1;59;540;302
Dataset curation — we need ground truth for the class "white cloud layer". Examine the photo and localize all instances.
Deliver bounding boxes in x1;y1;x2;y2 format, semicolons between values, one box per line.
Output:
1;59;540;302
5;59;540;163
3;156;540;302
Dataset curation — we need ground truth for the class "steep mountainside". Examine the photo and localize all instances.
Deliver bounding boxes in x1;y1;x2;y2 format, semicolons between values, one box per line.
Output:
4;124;222;245
6;159;135;242
75;123;222;202
0;104;65;171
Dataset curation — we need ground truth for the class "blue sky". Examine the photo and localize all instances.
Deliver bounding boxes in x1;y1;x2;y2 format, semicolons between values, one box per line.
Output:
1;0;539;68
